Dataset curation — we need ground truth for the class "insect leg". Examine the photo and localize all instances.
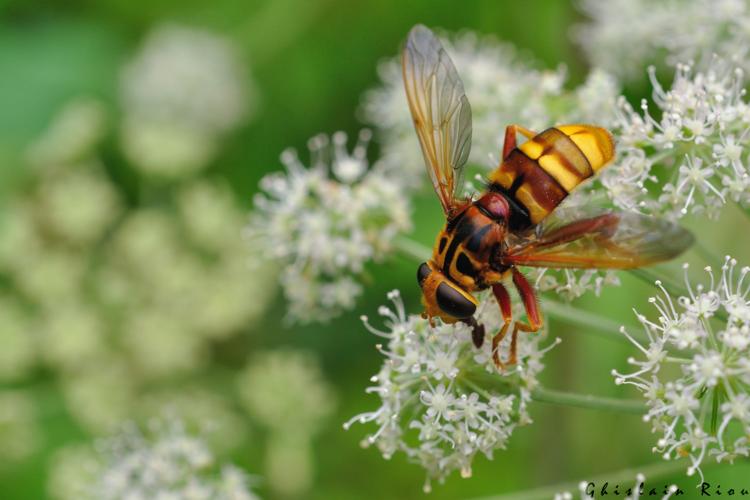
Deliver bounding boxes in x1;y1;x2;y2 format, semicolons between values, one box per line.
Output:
491;283;513;369
508;268;543;365
461;316;486;348
502;124;538;159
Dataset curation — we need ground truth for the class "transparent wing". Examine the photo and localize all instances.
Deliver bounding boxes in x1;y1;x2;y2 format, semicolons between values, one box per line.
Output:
502;205;694;269
402;24;472;215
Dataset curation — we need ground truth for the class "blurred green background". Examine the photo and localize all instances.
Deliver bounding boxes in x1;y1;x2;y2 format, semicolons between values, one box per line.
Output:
1;0;749;498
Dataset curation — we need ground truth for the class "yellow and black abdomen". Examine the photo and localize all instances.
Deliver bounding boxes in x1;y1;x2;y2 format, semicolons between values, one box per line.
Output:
488;125;615;226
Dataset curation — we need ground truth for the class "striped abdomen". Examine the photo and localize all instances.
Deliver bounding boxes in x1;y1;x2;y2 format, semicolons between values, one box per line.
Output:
488;125;615;226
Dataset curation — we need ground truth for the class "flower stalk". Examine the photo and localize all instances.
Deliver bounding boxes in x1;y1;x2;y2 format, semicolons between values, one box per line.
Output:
530;386;645;415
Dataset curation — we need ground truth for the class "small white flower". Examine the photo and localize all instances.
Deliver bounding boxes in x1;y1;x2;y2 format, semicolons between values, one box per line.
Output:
237;349;336;436
47;444;100;500
120;24;252;176
576;0;750;80
237;350;334;497
37;165;120;245
26;98;107;166
345;290;557;491
249;130;411;322
61;357;136;434
614;256;750;481
83;418;258;500
601;60;750;217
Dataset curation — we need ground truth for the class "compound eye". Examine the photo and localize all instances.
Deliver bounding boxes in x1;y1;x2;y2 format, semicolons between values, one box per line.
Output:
417;262;431;287
436;282;476;319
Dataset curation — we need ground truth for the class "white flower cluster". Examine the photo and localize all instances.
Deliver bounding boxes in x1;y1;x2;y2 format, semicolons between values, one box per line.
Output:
575;0;750;80
555;473;678;500
250;130;411;322
345;290;557;492
614;256;750;481
363;30;620;188
606;59;750;218
0;94;270;440
49;419;258;500
120;24;252;176
528;265;621;302
237;350;336;496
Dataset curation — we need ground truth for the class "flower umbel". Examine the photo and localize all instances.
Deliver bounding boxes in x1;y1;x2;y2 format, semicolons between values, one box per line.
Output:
120;24;252;176
250;130;411;322
614;256;750;480
237;349;336;497
72;418;258;500
576;0;750;80
605;59;750;218
345;290;557;491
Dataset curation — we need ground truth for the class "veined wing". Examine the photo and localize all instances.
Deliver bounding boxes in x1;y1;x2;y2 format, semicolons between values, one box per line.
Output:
502;206;694;269
402;24;472;215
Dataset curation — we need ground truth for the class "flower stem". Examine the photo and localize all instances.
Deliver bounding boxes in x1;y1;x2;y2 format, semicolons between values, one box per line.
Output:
530;386;645;415
739;201;750;222
541;299;646;345
693;239;723;267
467;373;645;416
471;459;707;500
394;236;431;262
628;267;684;298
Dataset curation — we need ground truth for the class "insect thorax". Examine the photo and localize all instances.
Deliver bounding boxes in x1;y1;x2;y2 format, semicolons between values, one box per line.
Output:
433;203;506;291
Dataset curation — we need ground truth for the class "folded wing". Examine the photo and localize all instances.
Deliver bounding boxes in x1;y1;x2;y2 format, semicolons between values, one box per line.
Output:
402;24;472;215
502;207;694;269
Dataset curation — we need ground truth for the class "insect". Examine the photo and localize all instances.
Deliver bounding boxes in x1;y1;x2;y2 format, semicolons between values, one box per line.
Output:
403;24;693;368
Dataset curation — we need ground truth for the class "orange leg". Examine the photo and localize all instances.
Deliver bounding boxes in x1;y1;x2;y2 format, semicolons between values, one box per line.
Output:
508;268;543;365
502;124;538;159
491;283;513;369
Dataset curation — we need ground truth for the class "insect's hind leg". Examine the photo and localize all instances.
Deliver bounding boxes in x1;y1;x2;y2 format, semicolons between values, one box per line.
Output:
502;124;538;159
491;283;513;369
508;268;543;365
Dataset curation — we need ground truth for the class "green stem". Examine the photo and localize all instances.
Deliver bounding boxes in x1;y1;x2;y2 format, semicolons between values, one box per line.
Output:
471;459;705;500
693;239;723;268
530;386;645;415
394;236;431;262
739;201;750;222
542;299;646;345
628;268;684;298
466;370;646;417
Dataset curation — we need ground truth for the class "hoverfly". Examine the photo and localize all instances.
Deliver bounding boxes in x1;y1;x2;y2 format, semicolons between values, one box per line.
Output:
404;25;693;368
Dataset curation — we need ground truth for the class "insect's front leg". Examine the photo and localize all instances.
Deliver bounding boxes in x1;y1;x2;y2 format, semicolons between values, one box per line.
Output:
461;316;486;349
502;124;538;159
508;267;543;365
490;282;513;369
